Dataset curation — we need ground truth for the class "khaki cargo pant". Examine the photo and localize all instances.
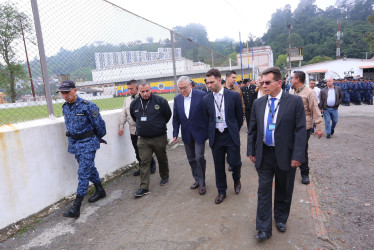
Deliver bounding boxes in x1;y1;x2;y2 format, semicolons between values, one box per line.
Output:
137;134;169;190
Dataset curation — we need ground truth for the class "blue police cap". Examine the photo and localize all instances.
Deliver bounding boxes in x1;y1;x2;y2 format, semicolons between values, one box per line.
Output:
58;81;76;92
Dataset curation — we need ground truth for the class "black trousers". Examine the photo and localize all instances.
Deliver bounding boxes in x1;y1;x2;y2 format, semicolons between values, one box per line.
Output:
245;107;252;130
299;129;311;176
211;129;241;195
130;134;155;167
256;144;296;232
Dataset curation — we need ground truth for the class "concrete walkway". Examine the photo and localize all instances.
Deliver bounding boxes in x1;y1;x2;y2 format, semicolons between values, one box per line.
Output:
0;128;334;249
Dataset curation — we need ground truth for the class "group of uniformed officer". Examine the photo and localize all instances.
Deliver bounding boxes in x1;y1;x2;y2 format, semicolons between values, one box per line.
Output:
333;78;374;105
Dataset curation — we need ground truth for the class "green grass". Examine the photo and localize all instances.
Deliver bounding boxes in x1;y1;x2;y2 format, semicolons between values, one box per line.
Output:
0;93;176;125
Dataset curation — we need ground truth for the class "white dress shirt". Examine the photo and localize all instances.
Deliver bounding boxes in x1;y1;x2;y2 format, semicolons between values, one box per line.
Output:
184;90;192;119
214;88;227;129
313;87;321;103
263;90;283;146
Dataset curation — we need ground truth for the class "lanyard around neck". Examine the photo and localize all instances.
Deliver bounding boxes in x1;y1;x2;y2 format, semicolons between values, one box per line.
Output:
140;98;149;115
214;93;224;117
268;98;280;123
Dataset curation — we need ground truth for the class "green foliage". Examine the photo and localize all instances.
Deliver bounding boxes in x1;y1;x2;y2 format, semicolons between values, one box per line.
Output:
366;12;374;52
275;54;288;71
308;56;333;64
0;3;32;102
262;0;374;65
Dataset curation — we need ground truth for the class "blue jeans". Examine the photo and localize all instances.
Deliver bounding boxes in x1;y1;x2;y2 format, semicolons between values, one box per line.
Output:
323;107;338;135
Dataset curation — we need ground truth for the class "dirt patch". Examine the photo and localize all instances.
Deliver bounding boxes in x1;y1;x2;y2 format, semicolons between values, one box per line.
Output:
308;105;374;249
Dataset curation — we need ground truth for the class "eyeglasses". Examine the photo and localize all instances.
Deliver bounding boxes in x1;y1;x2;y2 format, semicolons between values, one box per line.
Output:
259;80;276;85
178;86;189;91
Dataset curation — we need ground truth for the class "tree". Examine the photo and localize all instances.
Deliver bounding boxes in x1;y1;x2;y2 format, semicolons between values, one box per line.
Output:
308;56;333;64
365;12;374;52
0;3;32;102
275;54;288;72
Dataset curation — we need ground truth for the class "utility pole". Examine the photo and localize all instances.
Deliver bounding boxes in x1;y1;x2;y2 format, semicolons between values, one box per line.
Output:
336;20;341;59
287;24;292;76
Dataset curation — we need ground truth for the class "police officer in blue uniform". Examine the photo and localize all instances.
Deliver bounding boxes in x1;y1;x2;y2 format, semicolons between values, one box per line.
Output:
341;79;350;106
58;81;107;218
369;79;374;105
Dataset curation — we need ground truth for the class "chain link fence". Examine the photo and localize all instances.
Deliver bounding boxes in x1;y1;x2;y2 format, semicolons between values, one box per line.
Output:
0;0;239;125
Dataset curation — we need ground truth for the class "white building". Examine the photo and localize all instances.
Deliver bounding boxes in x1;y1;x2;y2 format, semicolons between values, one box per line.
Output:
237;46;274;73
291;58;374;82
92;48;210;82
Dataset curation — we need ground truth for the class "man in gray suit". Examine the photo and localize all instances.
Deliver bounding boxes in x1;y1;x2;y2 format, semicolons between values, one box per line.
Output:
247;67;306;240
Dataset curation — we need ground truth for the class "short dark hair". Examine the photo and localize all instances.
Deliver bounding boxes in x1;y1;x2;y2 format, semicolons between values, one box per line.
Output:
127;79;137;85
293;71;306;83
226;70;237;77
262;67;282;81
206;68;221;79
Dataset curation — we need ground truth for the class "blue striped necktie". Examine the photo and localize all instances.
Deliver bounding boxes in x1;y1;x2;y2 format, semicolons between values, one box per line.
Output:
265;98;276;146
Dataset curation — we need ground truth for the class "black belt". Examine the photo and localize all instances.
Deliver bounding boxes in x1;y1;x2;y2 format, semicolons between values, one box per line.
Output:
66;130;95;140
327;106;334;108
215;128;228;133
263;143;275;150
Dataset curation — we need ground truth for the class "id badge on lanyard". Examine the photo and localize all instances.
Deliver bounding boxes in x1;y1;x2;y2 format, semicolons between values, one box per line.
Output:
268;123;275;131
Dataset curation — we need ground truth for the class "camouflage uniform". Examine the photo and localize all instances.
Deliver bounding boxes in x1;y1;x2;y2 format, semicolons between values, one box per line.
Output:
63;96;106;197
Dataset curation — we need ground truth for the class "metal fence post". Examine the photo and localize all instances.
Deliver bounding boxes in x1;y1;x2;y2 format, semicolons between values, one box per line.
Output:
30;0;54;119
170;30;178;96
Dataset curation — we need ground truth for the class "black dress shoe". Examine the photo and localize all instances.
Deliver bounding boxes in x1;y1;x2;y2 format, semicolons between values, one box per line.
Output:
301;175;310;185
276;222;287;232
234;181;241;194
215;194;226;204
198;186;206;195
190;182;200;189
254;231;272;240
326;134;331;139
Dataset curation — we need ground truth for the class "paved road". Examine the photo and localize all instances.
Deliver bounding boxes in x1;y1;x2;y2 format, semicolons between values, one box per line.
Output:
0;128;335;249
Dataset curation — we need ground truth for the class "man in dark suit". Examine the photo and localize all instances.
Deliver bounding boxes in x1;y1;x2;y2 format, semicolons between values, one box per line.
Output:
203;68;243;204
247;67;306;240
173;76;208;195
241;78;257;130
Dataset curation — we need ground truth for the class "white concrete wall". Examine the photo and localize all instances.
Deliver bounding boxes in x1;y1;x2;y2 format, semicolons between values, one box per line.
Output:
0;101;174;230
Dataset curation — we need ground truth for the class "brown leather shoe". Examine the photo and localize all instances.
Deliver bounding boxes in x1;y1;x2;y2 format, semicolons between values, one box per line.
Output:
234;181;241;194
215;194;226;204
199;186;206;195
190;182;199;189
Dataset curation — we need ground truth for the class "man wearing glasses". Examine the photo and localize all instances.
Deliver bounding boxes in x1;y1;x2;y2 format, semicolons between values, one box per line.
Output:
290;71;323;185
247;67;306;240
172;76;208;195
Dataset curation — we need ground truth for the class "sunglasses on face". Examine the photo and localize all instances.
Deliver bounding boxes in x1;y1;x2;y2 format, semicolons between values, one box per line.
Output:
259;80;276;86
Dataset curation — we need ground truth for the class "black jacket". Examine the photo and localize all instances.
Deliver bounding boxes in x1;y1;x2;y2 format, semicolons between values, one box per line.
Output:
130;94;172;138
241;85;257;109
319;86;342;110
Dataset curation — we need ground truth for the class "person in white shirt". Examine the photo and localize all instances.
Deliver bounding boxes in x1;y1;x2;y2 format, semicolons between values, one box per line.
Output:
309;79;320;103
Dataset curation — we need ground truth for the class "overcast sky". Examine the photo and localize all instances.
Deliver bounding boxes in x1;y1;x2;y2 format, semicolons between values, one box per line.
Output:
109;0;337;42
